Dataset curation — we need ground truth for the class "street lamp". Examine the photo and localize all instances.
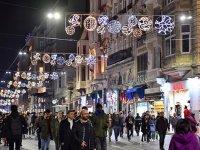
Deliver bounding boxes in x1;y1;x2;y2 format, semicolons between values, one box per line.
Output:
180;14;192;21
19;51;27;55
47;12;61;20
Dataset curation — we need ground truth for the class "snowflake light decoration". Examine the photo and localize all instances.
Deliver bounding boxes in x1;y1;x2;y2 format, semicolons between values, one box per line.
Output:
31;74;37;80
50;72;59;80
85;55;96;66
69;54;75;61
138;17;153;31
22;89;26;94
37;81;43;87
65;60;73;66
13;81;18;87
155;15;175;35
84;16;97;31
15;72;20;77
33;53;41;61
132;28;143;38
122;25;133;36
98;15;109;26
128;15;138;28
42;53;51;63
68;14;81;27
56;56;65;65
26;72;32;80
107;20;122;34
96;26;106;35
44;73;49;79
75;55;83;64
21;83;26;88
50;60;56;66
21;72;27;79
65;26;75;35
51;54;57;60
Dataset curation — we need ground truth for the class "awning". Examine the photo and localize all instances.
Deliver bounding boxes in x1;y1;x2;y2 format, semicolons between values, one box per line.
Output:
126;86;145;100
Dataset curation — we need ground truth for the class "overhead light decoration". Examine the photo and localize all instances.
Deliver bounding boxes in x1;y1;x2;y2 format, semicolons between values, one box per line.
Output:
31;74;37;80
21;72;27;79
65;60;73;66
128;15;138;28
51;54;57;60
84;16;97;31
107;20;122;34
85;55;96;66
50;60;56;66
96;26;106;35
31;59;37;65
68;54;75;61
65;26;75;35
98;15;109;26
138;17;153;31
26;72;32;80
155;15;175;35
33;53;41;61
75;55;83;64
42;53;51;63
50;72;59;80
56;56;65;65
122;25;133;35
68;14;81;27
132;28;143;38
52;99;58;104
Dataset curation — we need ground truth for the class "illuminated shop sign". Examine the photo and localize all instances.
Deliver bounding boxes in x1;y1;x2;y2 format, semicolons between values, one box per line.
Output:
173;82;185;91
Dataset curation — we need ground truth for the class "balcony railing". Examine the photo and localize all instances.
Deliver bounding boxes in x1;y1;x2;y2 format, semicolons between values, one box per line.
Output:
137;71;147;82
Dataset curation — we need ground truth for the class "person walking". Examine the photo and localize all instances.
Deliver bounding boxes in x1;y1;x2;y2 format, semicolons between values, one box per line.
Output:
35;112;44;150
141;114;150;142
125;111;134;141
71;109;96;150
119;111;125;138
39;109;54;150
53;111;63;150
59;110;75;150
0;113;4;144
112;112;121;142
156;112;169;150
91;103;108;150
149;115;156;141
169;119;200;150
3;105;27;150
135;113;142;136
108;114;113;142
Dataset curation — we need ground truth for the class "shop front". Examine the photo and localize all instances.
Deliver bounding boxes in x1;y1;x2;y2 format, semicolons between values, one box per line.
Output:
106;89;118;114
162;79;200;119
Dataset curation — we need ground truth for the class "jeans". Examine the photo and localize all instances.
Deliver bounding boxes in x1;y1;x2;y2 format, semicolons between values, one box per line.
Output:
127;127;133;140
113;126;121;141
9;138;21;150
120;125;124;137
41;135;50;150
108;128;113;140
159;132;166;149
151;131;155;140
95;137;107;150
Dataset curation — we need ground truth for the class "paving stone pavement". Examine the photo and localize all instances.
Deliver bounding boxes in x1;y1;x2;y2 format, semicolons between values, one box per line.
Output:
0;133;172;150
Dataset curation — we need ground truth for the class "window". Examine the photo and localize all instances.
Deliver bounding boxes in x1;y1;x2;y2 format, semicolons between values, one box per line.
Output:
59;77;62;88
39;40;45;49
81;66;86;81
83;45;86;54
114;5;118;15
129;36;133;47
137;53;148;72
137;34;146;47
87;66;90;80
98;56;101;74
181;25;191;53
153;47;161;69
165;35;176;56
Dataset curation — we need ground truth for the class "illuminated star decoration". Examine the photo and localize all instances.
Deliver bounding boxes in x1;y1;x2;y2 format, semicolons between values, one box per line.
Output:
107;20;122;34
33;53;41;61
51;54;57;60
56;56;65;65
85;55;96;66
75;55;83;64
50;72;59;80
128;15;138;28
68;14;81;27
65;60;73;66
155;15;175;35
138;17;153;31
98;15;109;26
31;74;37;80
26;72;32;80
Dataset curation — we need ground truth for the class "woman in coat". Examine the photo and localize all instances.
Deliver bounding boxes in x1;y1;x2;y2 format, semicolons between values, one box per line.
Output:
169;119;200;150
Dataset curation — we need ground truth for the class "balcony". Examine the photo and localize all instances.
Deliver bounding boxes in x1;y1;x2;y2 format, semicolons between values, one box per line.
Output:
76;81;87;89
137;71;147;82
146;68;161;82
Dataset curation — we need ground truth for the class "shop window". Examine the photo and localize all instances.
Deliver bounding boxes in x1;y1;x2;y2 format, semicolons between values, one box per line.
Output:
81;66;86;81
181;25;191;53
165;35;176;56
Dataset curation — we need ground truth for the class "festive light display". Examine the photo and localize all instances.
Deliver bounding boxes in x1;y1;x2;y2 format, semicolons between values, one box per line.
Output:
65;60;73;66
138;17;153;31
68;14;81;27
107;20;122;34
50;72;59;80
68;54;75;61
122;25;133;35
85;55;96;66
132;28;143;38
33;53;41;61
98;15;109;26
83;16;97;31
65;26;75;35
56;56;65;65
42;53;51;63
155;15;175;35
75;55;83;64
21;72;27;79
128;15;138;28
96;26;106;34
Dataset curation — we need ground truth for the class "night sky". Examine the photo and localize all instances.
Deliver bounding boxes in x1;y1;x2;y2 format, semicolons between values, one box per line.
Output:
0;0;88;81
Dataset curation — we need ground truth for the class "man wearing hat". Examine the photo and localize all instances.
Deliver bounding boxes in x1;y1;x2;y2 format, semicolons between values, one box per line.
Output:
91;103;108;150
59;110;75;150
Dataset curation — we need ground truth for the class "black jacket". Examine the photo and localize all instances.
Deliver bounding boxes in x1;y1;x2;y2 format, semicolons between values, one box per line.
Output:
71;120;95;150
125;116;134;129
3;112;27;139
59;119;74;150
156;116;169;133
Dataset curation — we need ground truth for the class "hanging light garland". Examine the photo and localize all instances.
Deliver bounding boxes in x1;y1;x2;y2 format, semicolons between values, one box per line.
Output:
83;16;97;31
138;17;153;31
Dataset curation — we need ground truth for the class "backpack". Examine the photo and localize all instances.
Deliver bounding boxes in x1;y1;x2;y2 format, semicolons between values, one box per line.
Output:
10;116;22;138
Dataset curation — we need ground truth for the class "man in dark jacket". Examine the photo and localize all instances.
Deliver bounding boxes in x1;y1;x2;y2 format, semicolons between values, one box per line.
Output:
135;113;142;136
156;112;169;150
59;110;75;150
54;111;63;150
125;111;134;141
72;109;96;150
3;105;27;150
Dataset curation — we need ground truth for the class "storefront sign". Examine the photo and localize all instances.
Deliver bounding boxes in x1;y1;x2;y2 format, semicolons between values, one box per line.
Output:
173;82;185;91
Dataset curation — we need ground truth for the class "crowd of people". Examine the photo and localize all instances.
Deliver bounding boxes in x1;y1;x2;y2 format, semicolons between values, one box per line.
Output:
0;104;199;150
